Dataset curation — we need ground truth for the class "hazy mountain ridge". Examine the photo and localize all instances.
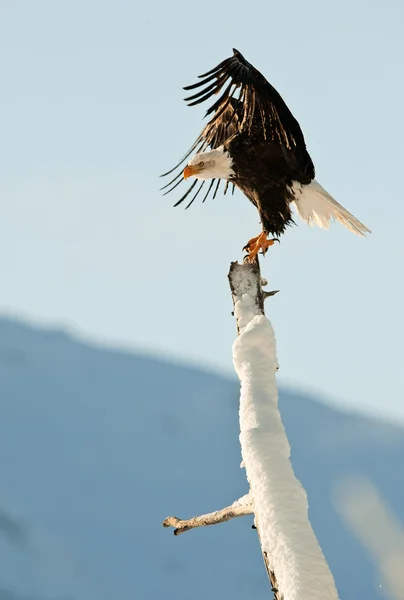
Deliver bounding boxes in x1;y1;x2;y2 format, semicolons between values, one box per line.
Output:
0;317;403;599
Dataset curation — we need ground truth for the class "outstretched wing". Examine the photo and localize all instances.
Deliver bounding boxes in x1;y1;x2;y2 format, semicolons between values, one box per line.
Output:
160;99;240;208
161;48;314;208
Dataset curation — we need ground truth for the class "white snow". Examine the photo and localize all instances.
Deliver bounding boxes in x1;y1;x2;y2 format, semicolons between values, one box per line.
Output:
232;284;340;600
231;266;264;333
231;493;252;509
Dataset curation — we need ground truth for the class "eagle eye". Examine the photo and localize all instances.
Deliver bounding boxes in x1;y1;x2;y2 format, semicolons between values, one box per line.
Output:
198;161;205;168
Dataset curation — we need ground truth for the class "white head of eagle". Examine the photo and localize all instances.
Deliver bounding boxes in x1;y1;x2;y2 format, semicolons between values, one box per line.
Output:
183;147;235;181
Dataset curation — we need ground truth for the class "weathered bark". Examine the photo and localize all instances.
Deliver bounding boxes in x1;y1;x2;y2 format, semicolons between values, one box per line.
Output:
163;496;253;536
228;256;278;334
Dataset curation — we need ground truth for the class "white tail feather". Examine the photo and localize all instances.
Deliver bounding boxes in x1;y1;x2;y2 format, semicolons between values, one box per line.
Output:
291;180;371;237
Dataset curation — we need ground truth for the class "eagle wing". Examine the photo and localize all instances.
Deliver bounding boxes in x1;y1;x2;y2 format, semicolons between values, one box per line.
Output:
160;99;241;208
161;48;314;208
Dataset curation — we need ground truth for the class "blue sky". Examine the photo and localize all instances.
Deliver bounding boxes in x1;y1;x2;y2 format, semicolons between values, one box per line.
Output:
1;0;403;421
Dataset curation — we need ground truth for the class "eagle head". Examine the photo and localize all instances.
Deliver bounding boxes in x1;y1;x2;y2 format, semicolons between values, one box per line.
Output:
183;147;234;181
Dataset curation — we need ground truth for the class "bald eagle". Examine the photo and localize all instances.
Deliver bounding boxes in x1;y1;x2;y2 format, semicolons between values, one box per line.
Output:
161;49;370;260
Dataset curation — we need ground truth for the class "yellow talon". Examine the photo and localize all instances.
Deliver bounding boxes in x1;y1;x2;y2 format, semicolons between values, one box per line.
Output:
243;232;279;262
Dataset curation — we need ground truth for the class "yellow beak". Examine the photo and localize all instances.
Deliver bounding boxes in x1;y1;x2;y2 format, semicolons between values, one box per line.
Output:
183;164;200;179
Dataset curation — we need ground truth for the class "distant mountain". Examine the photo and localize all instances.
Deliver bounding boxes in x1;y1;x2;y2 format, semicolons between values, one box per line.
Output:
0;317;403;600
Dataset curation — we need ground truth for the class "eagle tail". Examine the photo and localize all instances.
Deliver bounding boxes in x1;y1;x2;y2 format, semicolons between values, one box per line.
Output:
291;180;371;237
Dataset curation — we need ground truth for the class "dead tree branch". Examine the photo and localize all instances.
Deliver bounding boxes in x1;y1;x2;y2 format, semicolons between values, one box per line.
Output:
162;256;281;598
228;256;278;335
163;496;253;536
163;254;337;600
228;256;283;600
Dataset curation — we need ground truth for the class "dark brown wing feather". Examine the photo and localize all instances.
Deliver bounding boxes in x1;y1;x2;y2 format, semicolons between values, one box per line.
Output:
160;98;241;207
161;48;314;207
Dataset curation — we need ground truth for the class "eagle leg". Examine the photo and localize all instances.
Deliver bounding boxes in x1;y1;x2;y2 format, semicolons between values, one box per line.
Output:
243;232;279;262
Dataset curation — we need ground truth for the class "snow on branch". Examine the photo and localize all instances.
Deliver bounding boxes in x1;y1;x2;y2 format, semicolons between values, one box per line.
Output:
229;258;339;600
163;257;339;600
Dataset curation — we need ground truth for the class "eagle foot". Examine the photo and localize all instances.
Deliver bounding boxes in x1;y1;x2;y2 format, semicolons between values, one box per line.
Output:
243;232;279;262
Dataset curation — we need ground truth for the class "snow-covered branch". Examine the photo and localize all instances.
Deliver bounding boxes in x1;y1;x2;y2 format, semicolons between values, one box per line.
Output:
163;495;253;536
163;257;339;600
228;259;278;334
229;258;339;600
